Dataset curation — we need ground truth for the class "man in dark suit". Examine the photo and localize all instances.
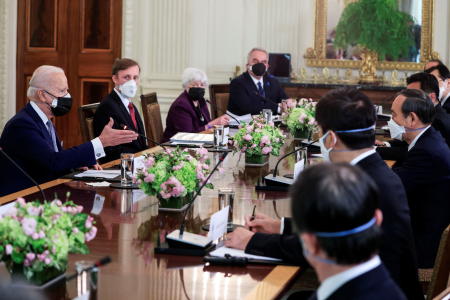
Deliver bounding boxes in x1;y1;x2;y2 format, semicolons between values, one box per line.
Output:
0;65;138;196
390;93;450;268
291;163;406;300
227;47;288;116
425;64;450;113
226;88;423;299
93;58;148;163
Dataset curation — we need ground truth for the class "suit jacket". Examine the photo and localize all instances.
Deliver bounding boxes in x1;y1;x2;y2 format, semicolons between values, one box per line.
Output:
227;72;287;116
393;127;450;268
162;90;211;142
246;153;423;300
0;103;96;196
441;95;450;114
307;264;406;300
433;104;450;146
93;90;147;163
377;107;450;163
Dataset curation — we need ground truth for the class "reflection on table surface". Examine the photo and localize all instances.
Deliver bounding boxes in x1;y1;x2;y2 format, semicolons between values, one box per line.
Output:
8;142;302;300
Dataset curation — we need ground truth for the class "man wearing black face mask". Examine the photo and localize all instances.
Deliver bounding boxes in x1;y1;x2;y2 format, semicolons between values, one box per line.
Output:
0;65;139;196
227;47;288;116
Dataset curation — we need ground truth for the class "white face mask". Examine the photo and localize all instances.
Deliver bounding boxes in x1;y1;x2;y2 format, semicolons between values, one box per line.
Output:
119;80;137;98
319;131;335;162
387;118;405;140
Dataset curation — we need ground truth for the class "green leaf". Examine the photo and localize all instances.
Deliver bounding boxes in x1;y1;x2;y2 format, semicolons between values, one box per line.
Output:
11;251;25;264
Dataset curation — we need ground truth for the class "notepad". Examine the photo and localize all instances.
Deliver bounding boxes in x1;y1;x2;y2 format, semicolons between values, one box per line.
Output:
226;111;252;126
74;170;121;179
209;246;282;262
170;132;214;144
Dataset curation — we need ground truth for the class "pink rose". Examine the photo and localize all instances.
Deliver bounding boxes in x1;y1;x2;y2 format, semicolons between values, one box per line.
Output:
262;146;272;155
243;134;252;141
5;244;12;255
26;253;36;261
144;174;155;183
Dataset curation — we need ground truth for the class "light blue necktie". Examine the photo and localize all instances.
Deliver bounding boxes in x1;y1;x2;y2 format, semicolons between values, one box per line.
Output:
46;120;59;152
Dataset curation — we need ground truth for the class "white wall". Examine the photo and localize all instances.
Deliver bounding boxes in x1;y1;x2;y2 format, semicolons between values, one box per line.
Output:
0;0;449;131
0;0;17;131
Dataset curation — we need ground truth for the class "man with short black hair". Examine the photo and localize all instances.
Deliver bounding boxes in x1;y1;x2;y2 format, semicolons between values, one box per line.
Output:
425;64;450;112
225;87;423;299
227;47;288;116
291;163;406;300
390;93;450;268
93;58;148;163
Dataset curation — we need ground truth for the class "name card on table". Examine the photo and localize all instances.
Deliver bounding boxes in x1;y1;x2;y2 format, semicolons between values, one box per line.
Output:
208;206;230;241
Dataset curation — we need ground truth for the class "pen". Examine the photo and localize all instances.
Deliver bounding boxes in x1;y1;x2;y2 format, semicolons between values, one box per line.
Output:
248;205;256;231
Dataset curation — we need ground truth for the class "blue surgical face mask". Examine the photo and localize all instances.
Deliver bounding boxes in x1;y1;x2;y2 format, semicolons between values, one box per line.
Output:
319;125;375;161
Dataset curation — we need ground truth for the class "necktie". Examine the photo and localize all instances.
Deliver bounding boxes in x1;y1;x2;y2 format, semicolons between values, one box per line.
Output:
257;81;265;97
46;120;59;152
128;102;138;129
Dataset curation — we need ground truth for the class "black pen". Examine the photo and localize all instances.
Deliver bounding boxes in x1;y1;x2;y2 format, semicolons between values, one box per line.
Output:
248;205;256;231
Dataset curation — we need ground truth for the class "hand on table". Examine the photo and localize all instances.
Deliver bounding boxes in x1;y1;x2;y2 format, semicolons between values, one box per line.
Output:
224;227;255;250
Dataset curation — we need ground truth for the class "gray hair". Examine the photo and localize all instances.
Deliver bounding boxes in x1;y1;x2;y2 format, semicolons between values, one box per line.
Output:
27;65;65;100
247;47;268;63
181;68;208;88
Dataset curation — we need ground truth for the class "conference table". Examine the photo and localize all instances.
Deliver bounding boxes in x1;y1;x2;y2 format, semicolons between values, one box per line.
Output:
0;140;306;300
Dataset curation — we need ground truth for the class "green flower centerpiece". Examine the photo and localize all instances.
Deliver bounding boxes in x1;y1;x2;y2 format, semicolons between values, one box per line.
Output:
231;115;285;166
282;98;317;140
135;147;213;210
0;197;97;285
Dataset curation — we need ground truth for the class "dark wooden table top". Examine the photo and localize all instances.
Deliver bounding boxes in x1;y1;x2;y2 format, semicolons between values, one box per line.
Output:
1;140;305;300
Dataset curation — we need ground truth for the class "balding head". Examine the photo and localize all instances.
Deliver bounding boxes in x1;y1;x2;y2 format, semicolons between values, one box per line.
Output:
27;65;66;100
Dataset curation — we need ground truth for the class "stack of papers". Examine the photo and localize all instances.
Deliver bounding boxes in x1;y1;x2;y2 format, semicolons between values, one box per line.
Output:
170;132;214;144
210;246;281;262
74;170;121;179
226;111;252;126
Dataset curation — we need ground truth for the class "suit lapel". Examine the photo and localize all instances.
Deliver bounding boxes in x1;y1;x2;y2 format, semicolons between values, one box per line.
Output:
25;103;55;150
110;91;136;130
263;75;272;98
243;72;260;98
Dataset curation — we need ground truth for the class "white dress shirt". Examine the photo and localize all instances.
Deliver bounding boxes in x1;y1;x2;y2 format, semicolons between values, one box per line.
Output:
441;93;450;107
317;255;381;300
114;88;131;113
408;125;431;151
249;73;282;114
29;101;105;159
349;149;377;166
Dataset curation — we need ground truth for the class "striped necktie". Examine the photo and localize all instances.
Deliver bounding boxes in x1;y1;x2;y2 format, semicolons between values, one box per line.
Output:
257;81;265;97
46;120;59;152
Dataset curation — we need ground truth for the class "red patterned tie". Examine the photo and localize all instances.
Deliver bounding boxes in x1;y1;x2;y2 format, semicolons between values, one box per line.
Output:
128;102;138;129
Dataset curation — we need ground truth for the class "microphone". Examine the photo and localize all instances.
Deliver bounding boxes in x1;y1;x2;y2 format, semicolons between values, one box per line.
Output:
164;151;229;252
120;124;167;151
0;147;47;201
260;139;318;189
40;256;112;289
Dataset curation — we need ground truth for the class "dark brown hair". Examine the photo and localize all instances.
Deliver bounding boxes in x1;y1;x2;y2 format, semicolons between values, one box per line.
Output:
112;58;140;75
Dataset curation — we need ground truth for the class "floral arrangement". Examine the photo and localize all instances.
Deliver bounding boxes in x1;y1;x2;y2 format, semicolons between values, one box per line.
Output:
282;98;317;137
0;197;97;284
135;147;213;201
231;115;285;157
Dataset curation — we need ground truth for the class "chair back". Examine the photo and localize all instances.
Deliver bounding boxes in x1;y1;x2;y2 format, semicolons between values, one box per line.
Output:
215;93;230;117
208;84;230;118
427;224;450;299
78;103;100;143
140;92;158;105
141;99;163;147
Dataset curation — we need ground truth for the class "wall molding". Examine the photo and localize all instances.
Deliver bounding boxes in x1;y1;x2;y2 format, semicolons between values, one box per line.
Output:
0;0;17;131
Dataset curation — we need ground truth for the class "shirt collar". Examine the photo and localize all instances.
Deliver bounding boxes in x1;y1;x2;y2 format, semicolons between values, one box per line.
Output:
349;149;377;166
408;125;431;151
29;101;50;126
114;88;130;109
317;255;381;300
249;73;264;88
441;93;450;106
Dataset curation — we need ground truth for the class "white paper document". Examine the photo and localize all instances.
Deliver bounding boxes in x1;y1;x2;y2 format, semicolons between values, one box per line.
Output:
210;246;282;262
293;159;305;180
170;132;214;144
85;181;111;187
208;206;230;241
133;155;145;174
74;170;121;179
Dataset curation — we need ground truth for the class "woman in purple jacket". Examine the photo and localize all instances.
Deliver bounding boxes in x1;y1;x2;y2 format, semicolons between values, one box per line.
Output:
162;68;230;142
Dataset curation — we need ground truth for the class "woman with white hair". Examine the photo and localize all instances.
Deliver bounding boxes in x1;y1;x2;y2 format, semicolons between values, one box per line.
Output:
162;67;229;142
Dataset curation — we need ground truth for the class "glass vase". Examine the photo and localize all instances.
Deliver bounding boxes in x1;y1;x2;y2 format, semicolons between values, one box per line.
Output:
245;153;269;167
